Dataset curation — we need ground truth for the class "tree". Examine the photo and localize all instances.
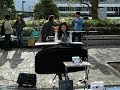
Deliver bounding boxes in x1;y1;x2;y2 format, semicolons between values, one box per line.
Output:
34;0;60;20
69;0;99;19
0;0;16;20
90;0;99;19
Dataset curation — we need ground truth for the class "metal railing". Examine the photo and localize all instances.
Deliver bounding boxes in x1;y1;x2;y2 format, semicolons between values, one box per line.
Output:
82;35;120;46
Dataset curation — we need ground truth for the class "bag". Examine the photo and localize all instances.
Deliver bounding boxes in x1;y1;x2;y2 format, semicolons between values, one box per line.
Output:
0;22;5;35
31;31;39;40
17;73;36;87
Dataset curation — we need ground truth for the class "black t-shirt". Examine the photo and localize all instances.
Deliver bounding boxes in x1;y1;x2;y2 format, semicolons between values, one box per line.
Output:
41;21;54;36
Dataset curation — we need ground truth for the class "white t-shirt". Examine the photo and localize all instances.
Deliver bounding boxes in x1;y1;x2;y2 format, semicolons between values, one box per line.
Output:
4;20;13;34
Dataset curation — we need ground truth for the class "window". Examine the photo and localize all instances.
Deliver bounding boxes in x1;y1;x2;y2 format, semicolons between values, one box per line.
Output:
82;7;89;11
100;0;106;2
114;7;118;11
107;7;114;11
59;7;89;11
82;0;89;2
115;0;120;2
59;7;66;11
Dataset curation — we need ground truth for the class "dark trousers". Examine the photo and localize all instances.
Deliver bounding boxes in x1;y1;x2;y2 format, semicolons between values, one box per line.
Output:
72;33;82;42
5;34;11;49
16;30;23;48
42;34;47;42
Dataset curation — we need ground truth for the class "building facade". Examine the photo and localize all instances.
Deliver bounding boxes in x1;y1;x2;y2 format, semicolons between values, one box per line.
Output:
54;0;120;16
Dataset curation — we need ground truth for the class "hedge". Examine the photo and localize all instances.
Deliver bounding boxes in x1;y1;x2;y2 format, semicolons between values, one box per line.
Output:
0;19;120;36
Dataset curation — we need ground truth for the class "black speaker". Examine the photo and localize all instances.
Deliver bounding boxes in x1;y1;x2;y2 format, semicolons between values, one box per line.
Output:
17;73;36;88
59;80;73;90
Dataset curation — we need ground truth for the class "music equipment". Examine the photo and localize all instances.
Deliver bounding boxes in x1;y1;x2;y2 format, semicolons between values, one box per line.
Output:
35;47;87;74
59;80;73;90
17;73;36;88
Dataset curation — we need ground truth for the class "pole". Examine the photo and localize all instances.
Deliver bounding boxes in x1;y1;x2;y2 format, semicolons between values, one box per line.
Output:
22;1;25;19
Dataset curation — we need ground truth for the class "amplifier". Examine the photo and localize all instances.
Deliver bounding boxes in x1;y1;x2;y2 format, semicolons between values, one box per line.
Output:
59;80;73;90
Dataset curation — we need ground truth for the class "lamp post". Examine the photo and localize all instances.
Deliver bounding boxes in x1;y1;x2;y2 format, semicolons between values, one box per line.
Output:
22;1;25;19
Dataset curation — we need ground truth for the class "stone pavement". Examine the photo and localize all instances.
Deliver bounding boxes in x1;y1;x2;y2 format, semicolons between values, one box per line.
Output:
0;46;120;89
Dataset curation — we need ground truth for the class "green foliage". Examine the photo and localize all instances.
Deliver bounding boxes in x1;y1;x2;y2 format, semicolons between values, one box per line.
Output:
83;19;120;27
0;19;120;28
34;0;60;19
83;19;120;35
23;27;35;36
0;0;16;20
22;19;120;35
25;20;45;27
1;19;120;36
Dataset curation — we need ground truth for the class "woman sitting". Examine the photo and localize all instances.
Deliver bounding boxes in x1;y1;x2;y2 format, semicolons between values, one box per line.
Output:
54;22;69;42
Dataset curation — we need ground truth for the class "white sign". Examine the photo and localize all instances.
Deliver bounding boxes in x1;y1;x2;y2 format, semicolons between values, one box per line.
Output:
98;8;107;20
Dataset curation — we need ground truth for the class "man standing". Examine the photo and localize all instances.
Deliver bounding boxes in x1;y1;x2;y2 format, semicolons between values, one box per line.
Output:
72;12;83;42
14;15;26;48
41;15;55;42
4;15;13;50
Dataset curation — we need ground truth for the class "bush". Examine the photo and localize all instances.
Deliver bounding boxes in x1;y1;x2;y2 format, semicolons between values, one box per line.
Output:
23;27;41;37
0;19;120;36
22;27;34;36
83;19;120;28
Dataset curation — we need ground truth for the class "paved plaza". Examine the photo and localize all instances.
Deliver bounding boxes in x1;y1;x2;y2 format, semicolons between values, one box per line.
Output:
0;46;120;89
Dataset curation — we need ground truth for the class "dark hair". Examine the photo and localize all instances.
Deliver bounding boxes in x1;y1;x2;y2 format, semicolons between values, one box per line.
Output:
58;22;69;38
5;15;10;20
17;14;22;20
76;12;81;16
48;15;55;21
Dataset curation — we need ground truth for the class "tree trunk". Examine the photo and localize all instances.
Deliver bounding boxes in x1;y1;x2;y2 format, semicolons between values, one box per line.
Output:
90;0;99;19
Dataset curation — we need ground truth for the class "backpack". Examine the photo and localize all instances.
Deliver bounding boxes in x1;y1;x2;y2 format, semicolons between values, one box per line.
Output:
0;21;6;36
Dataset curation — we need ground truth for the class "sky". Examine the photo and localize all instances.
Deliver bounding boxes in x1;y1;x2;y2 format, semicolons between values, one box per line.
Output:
14;0;38;11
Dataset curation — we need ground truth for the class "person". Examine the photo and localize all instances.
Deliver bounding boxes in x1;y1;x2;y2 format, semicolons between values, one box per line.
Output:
14;15;26;48
41;15;55;42
4;15;13;51
72;12;83;42
57;22;69;42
